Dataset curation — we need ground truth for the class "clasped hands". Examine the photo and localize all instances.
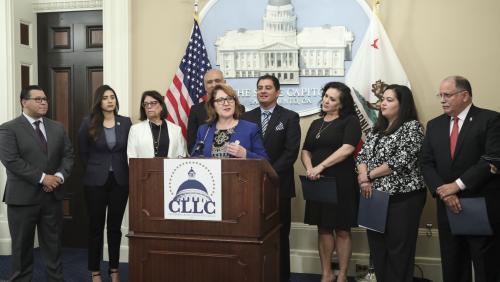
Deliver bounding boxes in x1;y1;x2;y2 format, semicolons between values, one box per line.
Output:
305;164;324;181
436;182;461;214
42;175;63;193
358;173;372;199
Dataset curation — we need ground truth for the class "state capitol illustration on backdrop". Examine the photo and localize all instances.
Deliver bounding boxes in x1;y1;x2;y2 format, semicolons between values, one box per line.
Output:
215;0;354;85
201;0;370;115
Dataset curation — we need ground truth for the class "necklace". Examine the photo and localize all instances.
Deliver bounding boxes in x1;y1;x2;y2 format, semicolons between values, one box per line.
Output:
315;118;336;139
149;121;162;156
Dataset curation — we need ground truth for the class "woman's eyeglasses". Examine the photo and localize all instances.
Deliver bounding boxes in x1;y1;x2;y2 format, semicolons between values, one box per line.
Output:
214;97;235;105
142;101;159;108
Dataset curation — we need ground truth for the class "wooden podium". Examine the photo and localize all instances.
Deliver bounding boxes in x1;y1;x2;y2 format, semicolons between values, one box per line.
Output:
128;158;280;282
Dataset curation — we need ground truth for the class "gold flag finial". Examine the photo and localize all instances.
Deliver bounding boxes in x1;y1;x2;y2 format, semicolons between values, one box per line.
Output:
371;0;381;17
194;0;199;20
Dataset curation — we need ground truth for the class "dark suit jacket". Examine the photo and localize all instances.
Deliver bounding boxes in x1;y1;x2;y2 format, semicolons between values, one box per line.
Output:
78;115;132;186
241;105;301;198
187;102;246;152
0;115;74;204
422;105;500;222
193;119;268;159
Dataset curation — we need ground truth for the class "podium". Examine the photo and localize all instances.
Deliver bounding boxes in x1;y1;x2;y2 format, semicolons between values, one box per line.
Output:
128;158;280;282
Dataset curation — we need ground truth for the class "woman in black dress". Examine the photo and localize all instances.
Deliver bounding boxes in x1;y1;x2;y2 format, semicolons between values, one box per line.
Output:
301;82;361;282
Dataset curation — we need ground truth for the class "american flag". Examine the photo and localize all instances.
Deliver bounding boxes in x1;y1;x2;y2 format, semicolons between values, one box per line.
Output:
165;19;212;138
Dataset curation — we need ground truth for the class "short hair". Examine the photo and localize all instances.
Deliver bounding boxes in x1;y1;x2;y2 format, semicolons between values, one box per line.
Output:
20;85;44;107
257;74;280;90
205;84;242;124
320;81;356;118
447;75;472;97
373;84;419;135
139;90;168;121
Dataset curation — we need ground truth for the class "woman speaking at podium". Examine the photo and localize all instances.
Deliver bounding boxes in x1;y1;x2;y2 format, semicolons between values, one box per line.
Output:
127;90;187;159
191;84;268;159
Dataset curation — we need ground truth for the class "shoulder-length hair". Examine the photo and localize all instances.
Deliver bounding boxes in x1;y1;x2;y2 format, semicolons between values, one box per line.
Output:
320;81;356;119
373;84;419;135
139;90;168;121
88;85;119;141
205;84;242;124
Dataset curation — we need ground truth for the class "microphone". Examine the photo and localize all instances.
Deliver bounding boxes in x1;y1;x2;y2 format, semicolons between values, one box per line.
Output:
190;124;211;156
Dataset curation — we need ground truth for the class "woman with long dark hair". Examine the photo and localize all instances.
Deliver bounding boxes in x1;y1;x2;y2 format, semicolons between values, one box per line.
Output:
78;85;132;282
301;82;361;282
357;84;426;282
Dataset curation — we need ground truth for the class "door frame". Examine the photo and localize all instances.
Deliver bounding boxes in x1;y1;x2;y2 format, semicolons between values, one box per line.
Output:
0;0;132;258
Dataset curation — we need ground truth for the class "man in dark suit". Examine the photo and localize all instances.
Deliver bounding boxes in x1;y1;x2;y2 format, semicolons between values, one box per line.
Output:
187;69;225;152
241;74;301;282
0;85;74;281
422;76;500;282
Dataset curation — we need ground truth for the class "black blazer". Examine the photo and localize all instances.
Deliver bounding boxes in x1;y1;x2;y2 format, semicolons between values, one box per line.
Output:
422;105;500;221
0;115;74;204
187;101;246;152
78;115;132;186
241;105;301;198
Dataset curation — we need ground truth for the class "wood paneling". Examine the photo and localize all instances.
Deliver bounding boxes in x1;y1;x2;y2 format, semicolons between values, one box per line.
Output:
53;68;71;132
53;27;70;49
88;67;103;102
21;65;30;89
87;25;103;48
20;22;29;46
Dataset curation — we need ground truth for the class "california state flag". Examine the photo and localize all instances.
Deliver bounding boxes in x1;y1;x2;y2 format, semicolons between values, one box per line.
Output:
345;9;410;139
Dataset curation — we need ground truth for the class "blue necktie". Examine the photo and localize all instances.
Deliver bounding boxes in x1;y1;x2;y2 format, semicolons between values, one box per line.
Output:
261;111;271;136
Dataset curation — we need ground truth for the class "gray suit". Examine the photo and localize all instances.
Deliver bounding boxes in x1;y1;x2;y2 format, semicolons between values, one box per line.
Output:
0;115;74;281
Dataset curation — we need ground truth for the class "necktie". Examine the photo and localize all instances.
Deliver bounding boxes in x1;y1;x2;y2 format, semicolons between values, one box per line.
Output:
261;111;271;136
450;116;459;159
34;120;48;153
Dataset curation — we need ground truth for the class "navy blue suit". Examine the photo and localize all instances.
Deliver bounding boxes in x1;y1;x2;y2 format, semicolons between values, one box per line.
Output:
193;119;268;159
78;115;131;186
77;115;131;271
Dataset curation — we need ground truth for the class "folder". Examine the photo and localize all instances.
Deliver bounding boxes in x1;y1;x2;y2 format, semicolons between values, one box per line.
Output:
299;175;337;203
446;197;493;235
481;155;500;168
357;189;390;233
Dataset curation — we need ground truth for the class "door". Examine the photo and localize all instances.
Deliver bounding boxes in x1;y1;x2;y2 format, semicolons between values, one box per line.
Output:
37;11;103;247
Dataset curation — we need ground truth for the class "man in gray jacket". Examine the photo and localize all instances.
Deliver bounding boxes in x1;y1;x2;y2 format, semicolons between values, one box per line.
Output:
0;85;74;281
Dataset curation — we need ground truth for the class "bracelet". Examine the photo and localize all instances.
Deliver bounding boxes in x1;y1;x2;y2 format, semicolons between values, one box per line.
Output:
366;171;373;182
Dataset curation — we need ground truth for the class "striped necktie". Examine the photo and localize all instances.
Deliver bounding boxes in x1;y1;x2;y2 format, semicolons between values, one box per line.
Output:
261;111;271;136
34;120;48;153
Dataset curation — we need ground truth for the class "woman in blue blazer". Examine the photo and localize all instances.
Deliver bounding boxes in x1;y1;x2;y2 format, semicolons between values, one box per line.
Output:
192;84;268;159
78;85;131;282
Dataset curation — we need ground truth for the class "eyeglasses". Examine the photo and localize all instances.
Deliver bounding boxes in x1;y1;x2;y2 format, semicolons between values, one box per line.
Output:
436;90;465;100
142;101;159;108
213;97;235;105
26;97;48;103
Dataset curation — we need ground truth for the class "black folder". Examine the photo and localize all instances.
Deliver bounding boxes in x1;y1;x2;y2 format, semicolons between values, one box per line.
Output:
446;197;493;235
357;189;390;233
481;155;500;167
299;175;337;203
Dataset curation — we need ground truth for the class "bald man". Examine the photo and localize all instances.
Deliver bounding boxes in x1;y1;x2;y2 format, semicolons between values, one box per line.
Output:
187;69;245;152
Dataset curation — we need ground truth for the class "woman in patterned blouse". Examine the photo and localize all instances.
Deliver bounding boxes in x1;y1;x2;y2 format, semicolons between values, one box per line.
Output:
192;84;268;159
356;84;426;282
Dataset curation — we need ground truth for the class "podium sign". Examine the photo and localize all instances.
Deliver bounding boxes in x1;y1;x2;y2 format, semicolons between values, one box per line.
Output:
164;159;222;221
